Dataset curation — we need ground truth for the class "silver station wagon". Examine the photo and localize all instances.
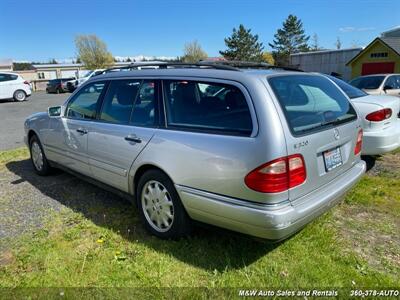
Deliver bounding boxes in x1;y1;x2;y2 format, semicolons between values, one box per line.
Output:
24;63;366;240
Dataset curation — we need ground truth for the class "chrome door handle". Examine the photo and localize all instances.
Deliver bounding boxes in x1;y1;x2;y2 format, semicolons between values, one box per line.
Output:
124;135;142;143
76;128;88;134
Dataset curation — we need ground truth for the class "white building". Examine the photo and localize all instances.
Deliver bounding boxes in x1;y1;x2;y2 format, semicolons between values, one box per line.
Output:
0;59;13;71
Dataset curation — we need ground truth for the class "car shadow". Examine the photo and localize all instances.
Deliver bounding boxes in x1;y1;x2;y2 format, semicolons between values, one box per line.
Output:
6;159;279;271
362;155;377;171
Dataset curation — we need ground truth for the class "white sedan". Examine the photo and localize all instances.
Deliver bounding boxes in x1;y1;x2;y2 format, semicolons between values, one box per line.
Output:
327;75;400;155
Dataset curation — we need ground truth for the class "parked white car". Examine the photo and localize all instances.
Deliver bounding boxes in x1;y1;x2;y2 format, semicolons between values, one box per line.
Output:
328;75;400;155
0;72;32;101
75;69;105;87
349;74;400;97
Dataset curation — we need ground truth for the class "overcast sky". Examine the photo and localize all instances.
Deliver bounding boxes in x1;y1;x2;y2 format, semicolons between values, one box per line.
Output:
1;0;399;62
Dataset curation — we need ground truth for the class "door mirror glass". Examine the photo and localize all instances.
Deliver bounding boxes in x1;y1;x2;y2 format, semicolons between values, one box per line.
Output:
48;106;61;117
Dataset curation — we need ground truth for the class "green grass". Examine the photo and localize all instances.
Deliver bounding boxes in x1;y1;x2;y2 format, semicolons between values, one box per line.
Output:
0;148;399;296
0;147;28;166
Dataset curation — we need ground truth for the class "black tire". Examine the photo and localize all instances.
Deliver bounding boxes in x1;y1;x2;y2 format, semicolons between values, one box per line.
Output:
29;135;52;176
13;90;26;102
136;169;191;239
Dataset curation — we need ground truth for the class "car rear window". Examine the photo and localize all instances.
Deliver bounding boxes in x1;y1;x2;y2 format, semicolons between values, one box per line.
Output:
349;76;385;89
268;75;357;136
163;80;253;136
326;75;367;99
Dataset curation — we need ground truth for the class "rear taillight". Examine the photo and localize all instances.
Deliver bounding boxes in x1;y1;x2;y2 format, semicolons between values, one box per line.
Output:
354;129;363;155
23;80;29;85
365;108;392;122
245;154;306;193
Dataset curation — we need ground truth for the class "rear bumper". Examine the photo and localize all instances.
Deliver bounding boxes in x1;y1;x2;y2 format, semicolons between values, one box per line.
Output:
362;121;400;155
177;160;366;240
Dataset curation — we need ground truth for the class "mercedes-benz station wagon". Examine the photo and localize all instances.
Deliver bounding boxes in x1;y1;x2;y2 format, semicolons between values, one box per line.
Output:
24;63;366;240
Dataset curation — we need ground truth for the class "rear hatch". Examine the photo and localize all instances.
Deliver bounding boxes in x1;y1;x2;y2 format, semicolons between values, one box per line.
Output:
267;74;361;203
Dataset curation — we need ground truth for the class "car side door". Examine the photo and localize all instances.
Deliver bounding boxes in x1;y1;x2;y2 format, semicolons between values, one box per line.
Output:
383;75;400;97
45;81;107;175
87;79;158;192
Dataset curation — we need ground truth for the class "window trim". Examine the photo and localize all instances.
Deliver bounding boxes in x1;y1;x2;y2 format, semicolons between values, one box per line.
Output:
160;78;258;137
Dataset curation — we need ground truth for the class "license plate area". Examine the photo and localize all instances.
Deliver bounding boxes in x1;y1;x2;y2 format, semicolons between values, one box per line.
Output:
323;147;343;172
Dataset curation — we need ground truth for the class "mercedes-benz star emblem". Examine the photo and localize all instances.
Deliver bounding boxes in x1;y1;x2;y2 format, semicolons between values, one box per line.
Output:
333;128;340;140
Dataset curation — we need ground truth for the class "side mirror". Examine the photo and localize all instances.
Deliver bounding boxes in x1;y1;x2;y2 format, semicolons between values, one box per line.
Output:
383;85;393;91
48;106;61;118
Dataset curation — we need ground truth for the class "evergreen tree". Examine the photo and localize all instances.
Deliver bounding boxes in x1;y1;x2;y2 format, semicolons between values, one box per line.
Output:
219;24;264;62
269;15;310;66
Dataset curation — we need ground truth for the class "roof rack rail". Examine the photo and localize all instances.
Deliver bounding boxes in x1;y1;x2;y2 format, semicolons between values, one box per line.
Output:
95;61;303;76
98;62;239;75
203;60;303;72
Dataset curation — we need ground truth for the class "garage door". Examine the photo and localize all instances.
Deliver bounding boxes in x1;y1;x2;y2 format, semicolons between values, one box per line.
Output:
61;70;78;78
361;62;395;75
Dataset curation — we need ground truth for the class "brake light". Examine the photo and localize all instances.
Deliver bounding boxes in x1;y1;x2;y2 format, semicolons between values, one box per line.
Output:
245;154;306;193
23;80;30;85
354;129;363;155
365;108;392;122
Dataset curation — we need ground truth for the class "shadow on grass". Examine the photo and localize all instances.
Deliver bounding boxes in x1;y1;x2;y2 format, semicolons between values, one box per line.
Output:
362;155;377;172
6;159;279;271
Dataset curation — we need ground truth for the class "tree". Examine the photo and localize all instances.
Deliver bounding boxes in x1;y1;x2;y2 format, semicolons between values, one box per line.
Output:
219;24;264;62
75;35;114;69
269;15;310;66
126;57;132;62
13;62;35;71
335;37;342;50
48;58;58;64
182;40;208;63
311;33;321;51
262;52;275;65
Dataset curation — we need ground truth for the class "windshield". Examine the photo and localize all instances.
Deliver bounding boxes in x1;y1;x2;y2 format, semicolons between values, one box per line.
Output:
349;76;385;90
326;75;367;99
268;75;357;136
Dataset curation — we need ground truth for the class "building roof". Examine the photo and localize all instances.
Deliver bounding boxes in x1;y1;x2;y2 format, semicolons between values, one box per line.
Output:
381;26;400;37
291;47;362;56
0;58;12;66
381;37;400;54
33;63;83;69
346;37;400;65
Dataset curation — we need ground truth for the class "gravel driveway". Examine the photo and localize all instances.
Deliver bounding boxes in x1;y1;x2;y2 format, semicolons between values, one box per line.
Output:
0;153;129;251
0;92;68;151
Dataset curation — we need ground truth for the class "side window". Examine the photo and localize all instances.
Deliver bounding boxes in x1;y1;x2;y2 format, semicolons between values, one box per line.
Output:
387;76;400;89
131;81;157;127
100;80;141;124
163;80;253;135
66;82;105;120
385;76;396;88
0;74;16;82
